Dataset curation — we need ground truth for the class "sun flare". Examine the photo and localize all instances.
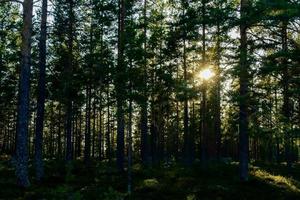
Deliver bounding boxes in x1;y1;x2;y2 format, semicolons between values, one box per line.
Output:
198;68;215;81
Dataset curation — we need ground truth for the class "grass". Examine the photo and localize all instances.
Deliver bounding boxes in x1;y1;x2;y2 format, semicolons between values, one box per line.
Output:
0;157;299;200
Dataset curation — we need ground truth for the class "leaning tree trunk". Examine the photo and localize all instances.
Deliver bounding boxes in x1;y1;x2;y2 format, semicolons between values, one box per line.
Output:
239;0;250;182
34;0;48;181
15;0;33;187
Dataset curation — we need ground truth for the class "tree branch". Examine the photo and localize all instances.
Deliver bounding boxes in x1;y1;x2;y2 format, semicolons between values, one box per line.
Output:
0;0;23;5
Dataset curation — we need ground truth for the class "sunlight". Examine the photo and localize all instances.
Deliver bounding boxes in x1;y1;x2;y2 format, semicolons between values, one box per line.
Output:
198;68;215;81
251;168;300;193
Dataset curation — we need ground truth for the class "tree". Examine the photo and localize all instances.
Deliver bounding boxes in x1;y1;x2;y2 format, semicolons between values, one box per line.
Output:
34;0;48;181
239;0;250;182
116;0;126;171
15;0;33;187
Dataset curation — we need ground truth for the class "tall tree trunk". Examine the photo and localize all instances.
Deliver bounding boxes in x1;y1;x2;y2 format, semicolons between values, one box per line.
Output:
34;0;48;181
116;0;126;171
281;22;291;169
15;0;33;187
57;106;62;159
92;95;96;158
141;0;149;166
200;0;208;164
106;86;111;162
98;91;103;160
84;84;91;163
127;61;133;194
183;18;190;165
215;11;222;160
239;0;250;182
65;0;75;162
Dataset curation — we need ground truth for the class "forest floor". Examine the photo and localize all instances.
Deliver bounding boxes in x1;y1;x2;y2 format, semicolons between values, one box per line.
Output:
0;156;300;200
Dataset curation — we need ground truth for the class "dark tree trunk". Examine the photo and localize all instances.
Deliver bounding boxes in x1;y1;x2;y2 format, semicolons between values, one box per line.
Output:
84;85;91;163
215;15;222;160
34;0;48;181
281;22;292;169
200;0;207;164
57;106;62;159
201;85;208;163
141;0;149;166
92;96;96;158
15;0;33;188
65;0;75;162
106;87;111;162
239;0;250;182
116;0;126;171
127;61;133;194
181;5;191;165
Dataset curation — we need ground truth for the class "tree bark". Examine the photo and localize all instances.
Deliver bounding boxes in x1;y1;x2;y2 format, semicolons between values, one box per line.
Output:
15;0;33;187
141;0;149;166
84;84;91;163
116;0;126;171
239;0;250;182
34;0;48;181
65;0;75;162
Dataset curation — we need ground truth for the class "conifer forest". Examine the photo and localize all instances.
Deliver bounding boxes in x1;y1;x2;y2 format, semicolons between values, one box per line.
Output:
0;0;300;199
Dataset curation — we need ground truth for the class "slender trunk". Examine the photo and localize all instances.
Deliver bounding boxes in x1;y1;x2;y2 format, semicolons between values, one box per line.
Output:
281;22;291;169
127;62;133;194
58;106;62;159
175;66;179;161
92;95;96;158
106;87;111;162
141;0;149;166
15;0;33;187
34;0;48;181
77;111;82;157
116;0;126;171
65;0;75;162
201;86;208;162
183;29;190;166
215;16;222;160
98;90;103;160
84;85;91;163
239;0;250;182
200;0;208;164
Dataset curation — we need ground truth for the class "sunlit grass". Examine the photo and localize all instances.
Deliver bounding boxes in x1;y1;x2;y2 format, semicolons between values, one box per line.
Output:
142;178;159;188
251;167;300;193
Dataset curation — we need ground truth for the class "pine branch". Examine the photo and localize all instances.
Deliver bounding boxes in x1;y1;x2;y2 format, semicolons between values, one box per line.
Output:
0;0;23;5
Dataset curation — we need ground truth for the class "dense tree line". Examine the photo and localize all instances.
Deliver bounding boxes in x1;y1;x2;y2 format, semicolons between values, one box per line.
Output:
0;0;299;188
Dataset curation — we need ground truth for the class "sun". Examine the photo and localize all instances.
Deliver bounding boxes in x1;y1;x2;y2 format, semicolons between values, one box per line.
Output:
198;68;215;81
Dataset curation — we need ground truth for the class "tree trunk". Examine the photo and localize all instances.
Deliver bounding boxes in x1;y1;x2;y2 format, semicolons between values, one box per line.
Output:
106;86;111;162
182;5;191;166
15;0;33;188
84;84;91;163
281;22;292;169
141;0;149;166
239;0;250;182
34;0;48;181
65;0;75;162
116;0;126;171
215;13;222;160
